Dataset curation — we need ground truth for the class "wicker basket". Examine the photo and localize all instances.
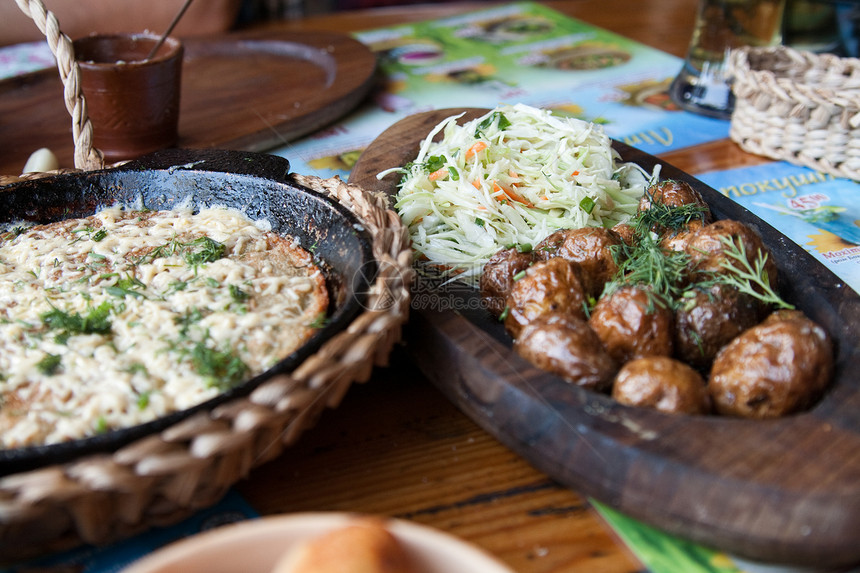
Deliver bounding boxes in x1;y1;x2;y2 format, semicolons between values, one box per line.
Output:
0;0;412;563
728;45;860;181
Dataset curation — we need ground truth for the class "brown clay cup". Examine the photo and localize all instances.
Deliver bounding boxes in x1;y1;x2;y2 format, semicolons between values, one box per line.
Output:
73;33;183;162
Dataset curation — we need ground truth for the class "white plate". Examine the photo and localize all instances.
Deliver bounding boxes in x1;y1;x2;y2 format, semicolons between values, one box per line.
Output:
122;512;515;573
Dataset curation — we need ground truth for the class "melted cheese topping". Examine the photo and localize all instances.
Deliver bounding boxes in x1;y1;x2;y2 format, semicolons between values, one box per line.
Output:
0;207;327;448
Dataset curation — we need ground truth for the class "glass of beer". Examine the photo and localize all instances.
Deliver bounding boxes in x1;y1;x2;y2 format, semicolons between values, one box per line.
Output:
669;0;786;119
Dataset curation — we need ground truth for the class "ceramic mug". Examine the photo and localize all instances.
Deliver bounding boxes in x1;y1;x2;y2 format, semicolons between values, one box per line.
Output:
73;33;183;162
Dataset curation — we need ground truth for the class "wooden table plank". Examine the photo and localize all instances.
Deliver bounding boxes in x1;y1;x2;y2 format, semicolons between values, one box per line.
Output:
236;352;643;573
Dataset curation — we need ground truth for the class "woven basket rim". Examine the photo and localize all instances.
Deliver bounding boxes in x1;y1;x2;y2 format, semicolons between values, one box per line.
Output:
729;45;860;108
728;45;860;182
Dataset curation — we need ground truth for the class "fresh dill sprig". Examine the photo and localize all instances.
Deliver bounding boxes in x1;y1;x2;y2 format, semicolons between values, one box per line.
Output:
700;236;793;309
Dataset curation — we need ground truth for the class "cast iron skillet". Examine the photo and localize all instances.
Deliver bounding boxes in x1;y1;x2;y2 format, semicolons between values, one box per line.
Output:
0;148;376;476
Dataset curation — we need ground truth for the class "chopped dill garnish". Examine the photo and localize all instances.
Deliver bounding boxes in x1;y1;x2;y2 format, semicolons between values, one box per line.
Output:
603;234;689;309
229;284;249;302
308;311;328;329
36;353;62;375
136;390;151;410
631;192;708;236
40;301;113;343
175;307;205;337
183;236;226;266
137;235;226;268
187;340;248;390
94;416;109;434
105;276;147;299
126;363;148;376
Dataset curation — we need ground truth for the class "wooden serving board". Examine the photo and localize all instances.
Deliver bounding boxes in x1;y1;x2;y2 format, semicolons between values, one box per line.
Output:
349;108;860;567
0;29;376;175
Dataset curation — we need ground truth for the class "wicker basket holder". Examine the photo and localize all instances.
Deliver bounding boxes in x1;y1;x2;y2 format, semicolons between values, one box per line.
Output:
0;0;412;563
728;45;860;181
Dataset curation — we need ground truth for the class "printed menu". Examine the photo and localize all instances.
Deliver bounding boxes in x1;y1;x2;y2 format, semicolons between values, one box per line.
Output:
698;162;860;294
272;1;729;181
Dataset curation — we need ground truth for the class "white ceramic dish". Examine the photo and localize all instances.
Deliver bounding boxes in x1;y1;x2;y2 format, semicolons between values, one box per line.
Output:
121;512;516;573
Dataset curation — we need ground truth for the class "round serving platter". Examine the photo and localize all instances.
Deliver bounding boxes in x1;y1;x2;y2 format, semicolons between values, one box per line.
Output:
349;108;860;567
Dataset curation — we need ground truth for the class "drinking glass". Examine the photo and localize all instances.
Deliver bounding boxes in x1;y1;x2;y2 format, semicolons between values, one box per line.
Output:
669;0;786;119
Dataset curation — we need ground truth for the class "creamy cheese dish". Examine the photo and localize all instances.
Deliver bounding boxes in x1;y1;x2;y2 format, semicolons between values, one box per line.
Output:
0;206;328;448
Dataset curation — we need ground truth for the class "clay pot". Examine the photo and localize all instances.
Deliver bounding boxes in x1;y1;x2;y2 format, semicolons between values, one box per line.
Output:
73;33;183;162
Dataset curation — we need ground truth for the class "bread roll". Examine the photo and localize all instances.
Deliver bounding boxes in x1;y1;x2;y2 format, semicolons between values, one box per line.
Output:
272;518;419;573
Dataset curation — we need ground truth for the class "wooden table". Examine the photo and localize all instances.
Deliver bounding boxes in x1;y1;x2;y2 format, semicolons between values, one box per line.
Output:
234;2;765;572
0;1;777;571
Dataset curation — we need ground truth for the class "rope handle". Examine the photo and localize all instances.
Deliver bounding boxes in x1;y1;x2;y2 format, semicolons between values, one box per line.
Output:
14;0;104;170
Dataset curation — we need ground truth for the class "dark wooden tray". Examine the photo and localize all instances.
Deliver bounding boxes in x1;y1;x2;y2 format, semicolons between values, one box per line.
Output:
348;108;860;567
0;29;376;175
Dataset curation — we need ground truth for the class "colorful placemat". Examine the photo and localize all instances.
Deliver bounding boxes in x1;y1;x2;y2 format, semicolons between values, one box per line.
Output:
271;1;730;181
593;501;859;573
697;162;860;295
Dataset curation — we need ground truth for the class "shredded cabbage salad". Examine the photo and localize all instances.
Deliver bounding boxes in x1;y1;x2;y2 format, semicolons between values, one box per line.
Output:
382;103;658;284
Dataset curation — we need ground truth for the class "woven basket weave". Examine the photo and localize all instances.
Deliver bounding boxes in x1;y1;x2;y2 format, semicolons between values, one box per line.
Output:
0;0;412;563
728;45;860;181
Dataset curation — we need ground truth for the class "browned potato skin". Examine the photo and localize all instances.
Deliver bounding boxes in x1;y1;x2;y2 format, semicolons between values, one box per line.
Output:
685;219;778;288
638;180;712;222
515;315;617;392
612;356;710;414
504;257;587;338
709;310;833;419
480;247;535;318
588;285;674;364
660;219;705;253
674;283;768;370
611;222;635;247
533;227;624;298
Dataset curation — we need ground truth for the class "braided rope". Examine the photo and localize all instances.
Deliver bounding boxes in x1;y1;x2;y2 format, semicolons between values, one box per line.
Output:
728;46;860;181
14;0;104;170
0;175;413;561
